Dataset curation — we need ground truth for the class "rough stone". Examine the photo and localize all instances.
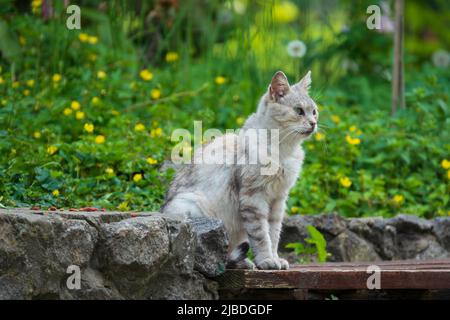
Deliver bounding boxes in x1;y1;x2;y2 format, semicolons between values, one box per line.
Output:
387;214;433;233
189;217;229;277
433;217;450;251
281;213;450;262
348;217;396;259
0;211;97;299
0;209;225;300
327;230;380;262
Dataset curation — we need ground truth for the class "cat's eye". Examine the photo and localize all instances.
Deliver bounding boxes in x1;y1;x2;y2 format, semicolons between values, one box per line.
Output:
296;108;305;116
313;109;317;116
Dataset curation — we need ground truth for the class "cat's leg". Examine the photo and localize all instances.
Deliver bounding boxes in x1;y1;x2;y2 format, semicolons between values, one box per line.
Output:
239;193;281;270
269;199;289;270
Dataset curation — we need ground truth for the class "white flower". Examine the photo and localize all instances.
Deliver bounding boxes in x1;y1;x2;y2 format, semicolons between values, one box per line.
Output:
432;50;450;69
232;0;246;15
287;40;307;58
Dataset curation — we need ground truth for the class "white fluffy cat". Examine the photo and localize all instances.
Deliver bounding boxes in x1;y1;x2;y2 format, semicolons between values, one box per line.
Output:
162;71;318;270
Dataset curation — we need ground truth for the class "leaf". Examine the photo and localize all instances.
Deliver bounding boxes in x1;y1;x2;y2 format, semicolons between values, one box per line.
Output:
285;242;305;255
306;225;328;263
0;19;21;62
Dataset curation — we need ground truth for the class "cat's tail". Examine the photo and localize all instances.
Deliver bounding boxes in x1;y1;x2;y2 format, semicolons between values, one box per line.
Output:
226;242;250;269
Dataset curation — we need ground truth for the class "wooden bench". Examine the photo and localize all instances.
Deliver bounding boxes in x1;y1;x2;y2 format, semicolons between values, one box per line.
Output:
217;260;450;300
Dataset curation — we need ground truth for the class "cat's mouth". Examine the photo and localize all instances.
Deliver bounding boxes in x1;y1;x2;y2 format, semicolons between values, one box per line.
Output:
301;128;315;136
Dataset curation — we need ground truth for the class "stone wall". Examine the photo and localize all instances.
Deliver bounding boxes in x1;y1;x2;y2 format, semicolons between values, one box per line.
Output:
279;213;450;262
1;209;449;299
0;209;228;299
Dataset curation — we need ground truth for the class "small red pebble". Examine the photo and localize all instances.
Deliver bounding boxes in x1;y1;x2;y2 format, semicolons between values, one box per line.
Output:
69;208;78;212
31;206;40;210
49;206;57;211
101;208;106;212
130;213;137;218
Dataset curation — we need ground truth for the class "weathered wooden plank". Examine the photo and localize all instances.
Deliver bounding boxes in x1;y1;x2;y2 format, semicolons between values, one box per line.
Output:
217;260;450;290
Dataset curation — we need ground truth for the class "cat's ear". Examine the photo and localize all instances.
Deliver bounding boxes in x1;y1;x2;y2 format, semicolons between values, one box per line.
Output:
293;70;312;93
269;71;290;101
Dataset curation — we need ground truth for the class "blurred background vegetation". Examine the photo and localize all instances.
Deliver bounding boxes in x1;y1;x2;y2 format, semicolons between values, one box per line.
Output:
0;0;448;218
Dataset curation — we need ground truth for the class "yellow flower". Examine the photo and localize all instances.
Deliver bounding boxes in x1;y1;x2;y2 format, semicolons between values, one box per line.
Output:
52;74;62;82
95;135;105;144
346;135;361;145
392;195;404;205
88;36;98;44
215;76;227;85
71;101;81;110
91;96;101;106
331;115;340;124
0;77;4;85
133;173;143;183
165;51;179;62
33;131;41;139
272;1;299;24
315;132;325;141
448;170;450;180
23;89;30;96
63;108;73;116
340;176;352;188
236;117;245;126
291;206;299;214
52;189;59;197
84;123;94;133
150;88;161;100
150;127;163;138
135;123;146;132
31;0;42;13
79;33;89;42
12;81;20;88
19;36;26;46
75;111;85;120
47;145;58;155
105;168;114;175
441;159;450;170
139;69;153;81
349;125;357;132
97;70;107;80
26;79;35;87
147;157;158;165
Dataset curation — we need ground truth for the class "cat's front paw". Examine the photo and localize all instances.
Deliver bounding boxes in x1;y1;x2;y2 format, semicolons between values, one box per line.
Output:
278;258;289;270
256;258;281;270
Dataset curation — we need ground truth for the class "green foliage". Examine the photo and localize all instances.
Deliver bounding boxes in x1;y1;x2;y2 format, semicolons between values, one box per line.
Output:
0;1;448;218
285;225;329;263
288;66;450;218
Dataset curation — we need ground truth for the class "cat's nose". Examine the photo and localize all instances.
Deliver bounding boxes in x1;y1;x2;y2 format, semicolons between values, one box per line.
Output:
309;121;316;128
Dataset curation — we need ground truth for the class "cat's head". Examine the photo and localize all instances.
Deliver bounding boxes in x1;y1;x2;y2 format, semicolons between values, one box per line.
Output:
261;71;318;139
